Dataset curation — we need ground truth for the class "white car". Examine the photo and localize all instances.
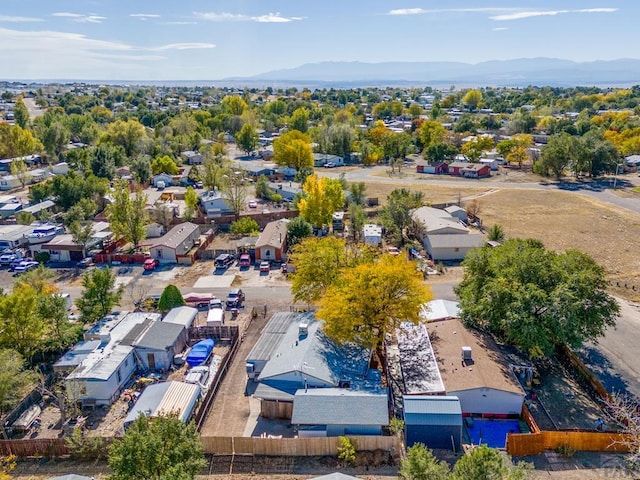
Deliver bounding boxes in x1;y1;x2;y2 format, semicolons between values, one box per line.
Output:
248;201;258;208
13;261;39;275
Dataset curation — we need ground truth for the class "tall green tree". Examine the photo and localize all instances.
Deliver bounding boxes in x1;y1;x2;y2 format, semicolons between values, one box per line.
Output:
450;444;528;480
69;221;94;258
347;182;366;206
13;97;29;129
108;414;206;480
106;180;148;248
289;107;310;133
151;155;179;175
455;238;619;358
0;349;36;418
76;266;124;324
286;216;312;247
535;133;578;178
184;186;199;221
236;122;259;155
400;443;450;480
157;285;186;312
380;188;424;245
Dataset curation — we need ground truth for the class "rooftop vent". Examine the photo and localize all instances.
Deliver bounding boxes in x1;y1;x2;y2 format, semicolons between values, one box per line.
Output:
461;346;473;362
298;322;309;338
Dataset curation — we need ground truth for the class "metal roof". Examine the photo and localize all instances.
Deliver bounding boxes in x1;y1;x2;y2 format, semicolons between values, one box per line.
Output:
420;299;460;322
150;222;199;249
426;233;484;249
67;344;133;381
134;321;185;351
257;318;370;386
403;396;462;427
246;312;312;362
124;381;199;427
162;306;197;328
292;389;389;426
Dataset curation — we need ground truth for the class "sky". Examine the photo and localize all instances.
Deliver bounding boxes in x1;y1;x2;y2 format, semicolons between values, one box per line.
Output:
0;0;636;81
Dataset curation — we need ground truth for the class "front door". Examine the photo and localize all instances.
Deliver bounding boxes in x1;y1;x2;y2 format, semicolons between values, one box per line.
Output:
147;353;156;370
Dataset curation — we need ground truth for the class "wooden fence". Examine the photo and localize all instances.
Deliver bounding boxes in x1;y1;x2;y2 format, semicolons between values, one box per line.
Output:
0;438;69;457
200;435;400;456
506;430;633;456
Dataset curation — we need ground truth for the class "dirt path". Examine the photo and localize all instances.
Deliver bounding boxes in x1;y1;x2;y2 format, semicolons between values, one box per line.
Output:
199;311;270;436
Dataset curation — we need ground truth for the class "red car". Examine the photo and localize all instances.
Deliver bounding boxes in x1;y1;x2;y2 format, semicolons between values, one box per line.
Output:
259;261;270;273
143;258;159;271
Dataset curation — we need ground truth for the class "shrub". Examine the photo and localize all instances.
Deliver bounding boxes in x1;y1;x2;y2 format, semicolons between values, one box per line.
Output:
337;436;356;467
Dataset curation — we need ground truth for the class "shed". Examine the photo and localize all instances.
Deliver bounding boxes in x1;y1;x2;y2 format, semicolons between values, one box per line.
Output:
403;395;462;450
362;224;382;246
420;299;460;322
163;306;197;329
133;321;187;371
444;206;468;222
292;389;389;437
123;381;200;429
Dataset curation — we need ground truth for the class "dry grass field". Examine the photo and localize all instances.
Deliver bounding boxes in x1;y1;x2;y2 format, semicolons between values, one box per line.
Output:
364;181;640;301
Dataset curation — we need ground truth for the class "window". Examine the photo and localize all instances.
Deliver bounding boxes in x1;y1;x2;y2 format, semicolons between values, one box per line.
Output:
116;369;121;384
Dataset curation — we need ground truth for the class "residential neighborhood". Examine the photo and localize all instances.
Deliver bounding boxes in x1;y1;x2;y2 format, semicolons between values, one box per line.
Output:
1;79;640;480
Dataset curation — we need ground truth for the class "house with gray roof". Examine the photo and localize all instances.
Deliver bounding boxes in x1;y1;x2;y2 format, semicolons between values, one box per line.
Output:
411;206;483;261
292;389;389;437
199;190;231;218
403;395;462;449
146;222;200;263
255;218;289;262
248;312;383;421
133;320;187;371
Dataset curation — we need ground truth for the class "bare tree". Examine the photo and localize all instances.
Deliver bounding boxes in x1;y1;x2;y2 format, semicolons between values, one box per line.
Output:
126;283;152;311
36;375;85;425
605;392;640;468
465;199;482;222
154;202;174;233
222;170;248;221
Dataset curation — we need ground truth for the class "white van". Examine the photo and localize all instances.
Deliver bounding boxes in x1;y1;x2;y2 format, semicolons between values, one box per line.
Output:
207;308;224;327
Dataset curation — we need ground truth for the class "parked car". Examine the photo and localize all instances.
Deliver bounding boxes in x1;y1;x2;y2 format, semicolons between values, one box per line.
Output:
248;200;258;208
387;246;401;256
10;258;33;271
0;251;21;265
13;261;39;276
76;257;93;269
214;253;235;270
259;261;270;273
143;258;159;271
195;181;203;189
209;297;223;310
324;162;336;168
239;253;251;268
226;288;245;309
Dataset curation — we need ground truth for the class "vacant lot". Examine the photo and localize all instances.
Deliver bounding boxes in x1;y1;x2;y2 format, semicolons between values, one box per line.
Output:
364;180;640;300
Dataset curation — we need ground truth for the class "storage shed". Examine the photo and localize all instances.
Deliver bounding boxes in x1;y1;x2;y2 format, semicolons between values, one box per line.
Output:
124;381;200;429
403;395;462;450
163;306;198;329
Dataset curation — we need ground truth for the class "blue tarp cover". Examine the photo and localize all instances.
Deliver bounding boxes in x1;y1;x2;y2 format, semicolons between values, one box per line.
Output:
186;339;215;367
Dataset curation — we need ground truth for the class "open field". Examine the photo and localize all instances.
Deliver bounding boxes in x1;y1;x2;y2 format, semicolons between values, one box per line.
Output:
363;181;640;300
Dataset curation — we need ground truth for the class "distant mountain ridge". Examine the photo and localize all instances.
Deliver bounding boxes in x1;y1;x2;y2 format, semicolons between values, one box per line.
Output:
224;58;640;87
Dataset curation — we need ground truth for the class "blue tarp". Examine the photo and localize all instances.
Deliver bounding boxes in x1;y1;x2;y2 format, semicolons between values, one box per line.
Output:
186;339;215;367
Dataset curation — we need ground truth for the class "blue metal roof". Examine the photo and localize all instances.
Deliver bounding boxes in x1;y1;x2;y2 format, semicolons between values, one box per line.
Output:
403;396;463;427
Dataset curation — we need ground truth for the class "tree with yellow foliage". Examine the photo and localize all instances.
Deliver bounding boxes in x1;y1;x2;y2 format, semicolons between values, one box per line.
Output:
273;130;314;170
462;89;483;111
297;174;345;228
317;254;432;349
289;237;376;304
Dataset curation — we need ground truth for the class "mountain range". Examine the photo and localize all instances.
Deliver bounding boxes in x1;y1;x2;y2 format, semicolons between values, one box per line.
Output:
222;58;640;88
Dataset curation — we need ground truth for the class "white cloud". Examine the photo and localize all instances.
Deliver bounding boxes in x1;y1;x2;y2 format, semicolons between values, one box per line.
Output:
130;14;161;21
150;43;215;51
194;11;303;23
52;13;107;24
0;16;43;22
388;7;518;16
162;21;198;25
491;8;618;21
492;27;509;31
